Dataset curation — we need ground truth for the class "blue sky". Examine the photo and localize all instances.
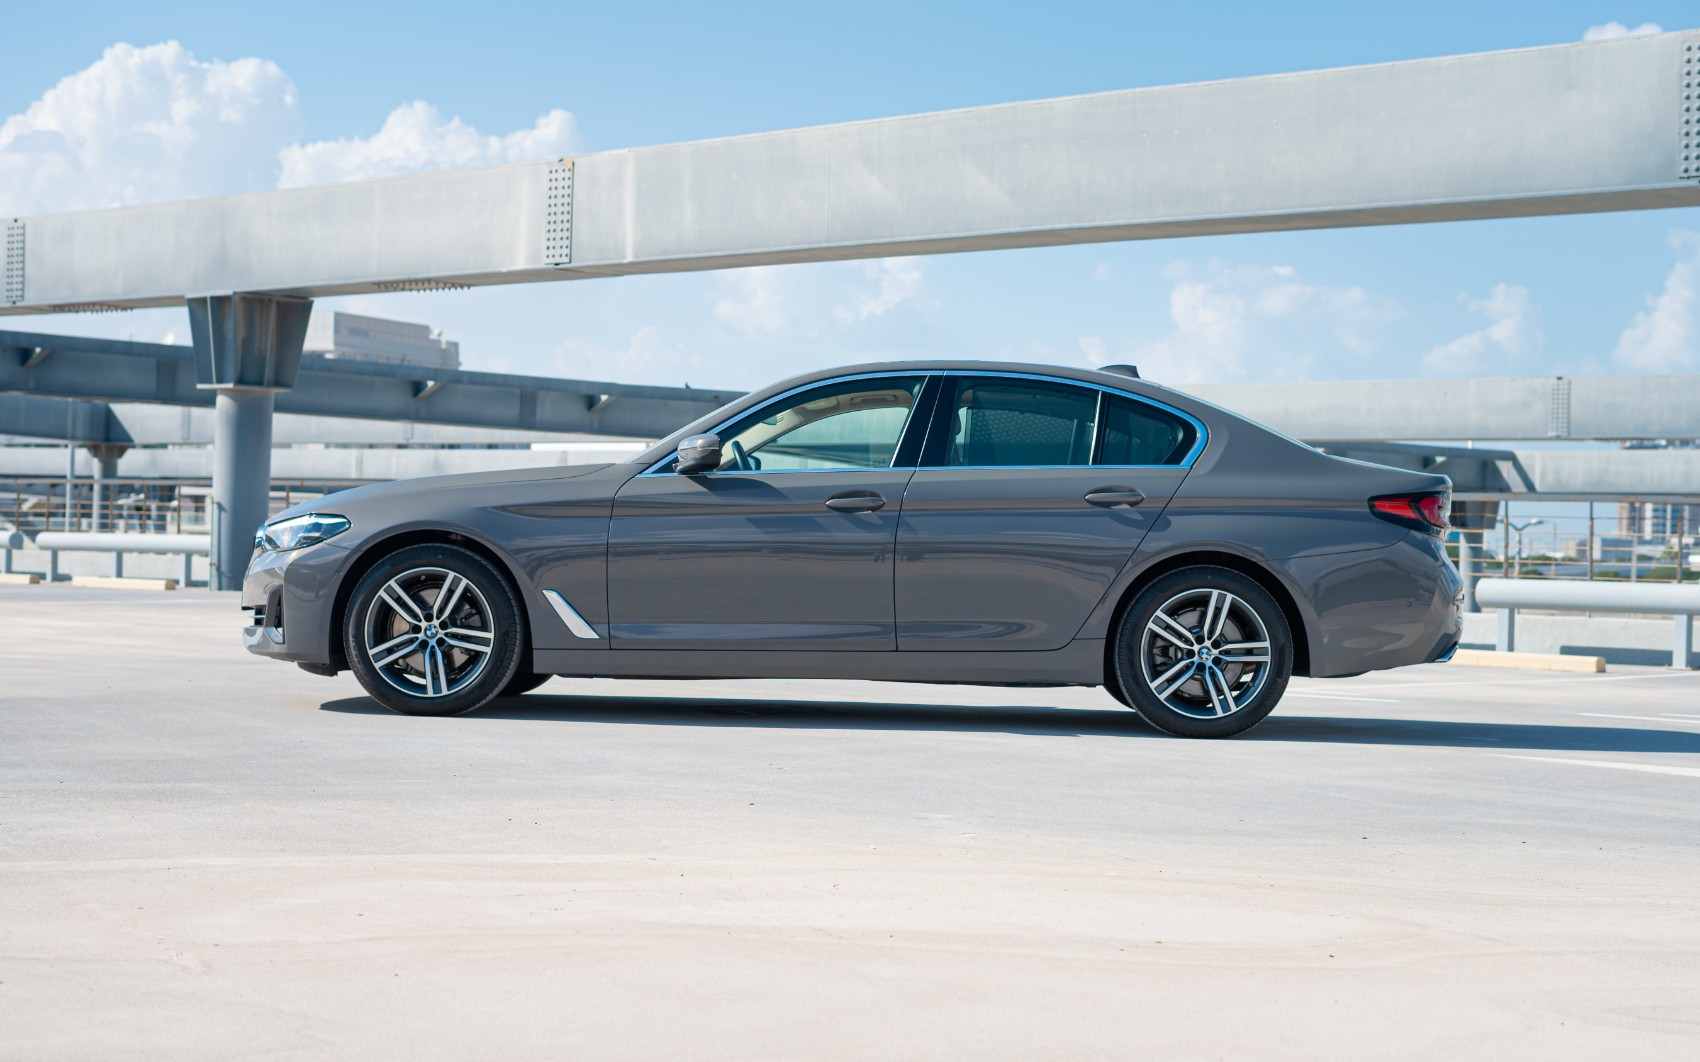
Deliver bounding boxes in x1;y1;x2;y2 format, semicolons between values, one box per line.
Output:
3;1;1698;391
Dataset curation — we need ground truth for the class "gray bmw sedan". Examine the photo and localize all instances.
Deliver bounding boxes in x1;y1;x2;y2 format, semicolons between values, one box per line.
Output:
243;362;1462;737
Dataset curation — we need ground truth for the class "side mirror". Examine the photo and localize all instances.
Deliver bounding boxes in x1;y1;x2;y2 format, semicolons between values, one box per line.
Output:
675;433;722;474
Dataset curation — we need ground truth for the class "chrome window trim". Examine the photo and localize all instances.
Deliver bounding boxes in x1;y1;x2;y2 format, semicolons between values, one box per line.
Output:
927;370;1208;470
636;368;1208;477
637;370;932;477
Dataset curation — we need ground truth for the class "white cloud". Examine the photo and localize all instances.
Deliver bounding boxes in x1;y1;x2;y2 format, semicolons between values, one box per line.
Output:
715;258;928;340
713;266;792;338
1123;260;1404;384
1422;283;1541;375
0;41;301;214
278;102;578;188
555;325;708;386
1582;21;1662;41
0;41;581;216
1077;335;1109;363
834;257;924;323
1610;233;1699;372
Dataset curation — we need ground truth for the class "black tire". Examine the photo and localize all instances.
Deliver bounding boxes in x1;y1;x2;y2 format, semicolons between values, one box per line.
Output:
343;543;526;716
1111;565;1292;738
499;670;552;697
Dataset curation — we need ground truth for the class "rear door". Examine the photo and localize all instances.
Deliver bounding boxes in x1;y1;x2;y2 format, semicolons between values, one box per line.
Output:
895;374;1201;651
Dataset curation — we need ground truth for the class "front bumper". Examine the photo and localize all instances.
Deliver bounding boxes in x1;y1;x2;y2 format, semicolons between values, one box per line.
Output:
240;541;355;665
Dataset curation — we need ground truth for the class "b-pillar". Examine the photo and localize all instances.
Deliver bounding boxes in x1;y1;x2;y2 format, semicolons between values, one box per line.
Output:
187;294;312;591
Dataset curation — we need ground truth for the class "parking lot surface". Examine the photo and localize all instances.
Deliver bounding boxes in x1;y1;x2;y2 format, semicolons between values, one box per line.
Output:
3;586;1698;1059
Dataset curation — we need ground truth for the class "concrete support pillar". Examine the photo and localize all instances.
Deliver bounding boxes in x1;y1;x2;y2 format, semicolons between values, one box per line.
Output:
210;388;276;591
188;293;311;591
1676;615;1694;670
86;444;127;532
1458;531;1480;613
1497;608;1516;653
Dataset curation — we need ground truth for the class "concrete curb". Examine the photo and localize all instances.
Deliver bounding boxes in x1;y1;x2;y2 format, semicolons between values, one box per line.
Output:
0;571;41;585
68;576;178;591
1447;648;1605;673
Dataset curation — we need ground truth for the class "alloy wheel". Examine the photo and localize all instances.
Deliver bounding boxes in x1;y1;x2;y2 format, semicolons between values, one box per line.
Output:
362;566;497;698
1139;587;1273;719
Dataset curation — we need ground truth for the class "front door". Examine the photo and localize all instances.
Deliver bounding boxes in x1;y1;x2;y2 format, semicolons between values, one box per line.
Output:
897;375;1200;651
608;374;929;651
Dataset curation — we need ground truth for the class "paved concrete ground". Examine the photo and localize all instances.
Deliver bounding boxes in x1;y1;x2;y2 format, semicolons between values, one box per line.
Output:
3;586;1698;1060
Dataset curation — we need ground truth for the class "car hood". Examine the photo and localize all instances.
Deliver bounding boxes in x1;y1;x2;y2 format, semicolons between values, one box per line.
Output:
266;462;628;526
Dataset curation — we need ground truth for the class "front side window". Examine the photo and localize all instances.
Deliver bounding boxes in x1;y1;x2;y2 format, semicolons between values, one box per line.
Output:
945;377;1098;467
1098;394;1197;466
709;376;925;472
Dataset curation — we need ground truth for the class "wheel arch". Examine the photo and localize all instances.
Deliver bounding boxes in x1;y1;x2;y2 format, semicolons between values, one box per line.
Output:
329;527;533;670
1100;549;1313;694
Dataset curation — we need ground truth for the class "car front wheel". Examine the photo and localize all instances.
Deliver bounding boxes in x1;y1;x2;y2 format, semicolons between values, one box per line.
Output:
343;543;527;716
1111;565;1292;738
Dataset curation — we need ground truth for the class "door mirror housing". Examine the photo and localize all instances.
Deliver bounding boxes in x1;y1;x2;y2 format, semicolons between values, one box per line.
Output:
675;433;722;474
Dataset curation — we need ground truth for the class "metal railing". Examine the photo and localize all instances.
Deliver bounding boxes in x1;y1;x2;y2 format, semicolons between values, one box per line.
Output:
0;477;345;537
1477;577;1699;667
1450;493;1700;586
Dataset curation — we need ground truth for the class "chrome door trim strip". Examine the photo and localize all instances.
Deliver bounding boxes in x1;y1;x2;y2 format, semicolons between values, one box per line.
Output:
931;369;1209;467
542;589;601;639
639;368;1209;478
637;370;933;477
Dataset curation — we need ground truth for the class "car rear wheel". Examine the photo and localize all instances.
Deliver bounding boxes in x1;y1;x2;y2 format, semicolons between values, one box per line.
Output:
1111;565;1292;738
344;543;526;717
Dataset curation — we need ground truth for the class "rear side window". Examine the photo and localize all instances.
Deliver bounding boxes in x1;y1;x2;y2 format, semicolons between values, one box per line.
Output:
945;378;1098;467
1098;394;1196;466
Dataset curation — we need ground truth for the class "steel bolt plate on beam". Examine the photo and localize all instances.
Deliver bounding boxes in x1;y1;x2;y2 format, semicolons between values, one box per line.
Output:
1685;38;1698;179
3;221;22;306
544;160;573;266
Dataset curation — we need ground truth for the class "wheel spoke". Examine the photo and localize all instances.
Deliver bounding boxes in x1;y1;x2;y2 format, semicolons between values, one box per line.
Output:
379;580;428;625
1205;664;1239;716
1151;658;1198;700
1218;640;1271;663
368;632;421;668
1205;591;1235;641
1149;609;1196;650
423;644;449;697
442;627;493;655
434;573;469;623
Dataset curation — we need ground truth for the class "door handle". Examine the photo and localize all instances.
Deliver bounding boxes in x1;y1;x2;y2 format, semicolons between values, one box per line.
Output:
1084;488;1145;508
824;491;886;513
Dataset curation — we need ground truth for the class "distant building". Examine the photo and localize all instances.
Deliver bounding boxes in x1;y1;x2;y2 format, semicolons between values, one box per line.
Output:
304;312;460;371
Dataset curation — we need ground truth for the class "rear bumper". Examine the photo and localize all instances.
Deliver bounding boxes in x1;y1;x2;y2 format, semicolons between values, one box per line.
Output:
1288;531;1463;678
240;541;354;666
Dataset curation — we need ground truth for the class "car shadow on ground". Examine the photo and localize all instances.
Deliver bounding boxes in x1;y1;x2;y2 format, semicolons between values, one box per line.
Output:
320;693;1700;755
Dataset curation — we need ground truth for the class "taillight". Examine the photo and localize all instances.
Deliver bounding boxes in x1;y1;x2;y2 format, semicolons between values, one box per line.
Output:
1369;491;1449;535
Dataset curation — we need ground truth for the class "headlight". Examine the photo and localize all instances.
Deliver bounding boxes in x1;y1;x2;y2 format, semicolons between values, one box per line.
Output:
256;513;351;552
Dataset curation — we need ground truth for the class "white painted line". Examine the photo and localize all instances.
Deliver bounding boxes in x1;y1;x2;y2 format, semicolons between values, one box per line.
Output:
1662;714;1700;720
1337;671;1700;692
1285;691;1402;704
1577;713;1700;728
1494;755;1700;779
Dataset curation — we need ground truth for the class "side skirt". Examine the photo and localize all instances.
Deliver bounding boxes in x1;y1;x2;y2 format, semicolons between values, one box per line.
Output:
532;639;1104;686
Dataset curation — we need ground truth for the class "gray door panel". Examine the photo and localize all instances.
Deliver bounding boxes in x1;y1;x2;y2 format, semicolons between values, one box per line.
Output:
896;467;1189;650
609;470;914;650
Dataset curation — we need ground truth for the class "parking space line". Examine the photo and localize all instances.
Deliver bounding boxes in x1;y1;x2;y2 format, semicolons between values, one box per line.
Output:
1494;755;1700;779
1578;713;1700;728
1285;691;1402;703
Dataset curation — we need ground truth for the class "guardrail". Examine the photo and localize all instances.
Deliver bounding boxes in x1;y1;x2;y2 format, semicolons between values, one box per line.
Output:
33;531;210;586
2;528;23;574
1476;577;1700;668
